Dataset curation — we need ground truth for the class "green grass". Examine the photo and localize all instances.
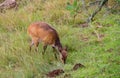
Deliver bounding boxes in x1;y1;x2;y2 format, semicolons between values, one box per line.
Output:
0;0;120;78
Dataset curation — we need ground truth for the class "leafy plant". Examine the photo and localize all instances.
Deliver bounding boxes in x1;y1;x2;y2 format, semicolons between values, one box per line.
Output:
116;0;120;3
66;0;81;17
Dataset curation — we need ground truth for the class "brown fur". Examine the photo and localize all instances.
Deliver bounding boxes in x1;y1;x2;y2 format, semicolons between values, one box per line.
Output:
27;22;67;64
28;22;58;45
72;63;85;71
46;69;64;77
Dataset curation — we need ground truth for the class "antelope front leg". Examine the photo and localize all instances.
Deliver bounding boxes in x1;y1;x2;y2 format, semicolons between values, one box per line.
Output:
29;41;34;52
52;46;58;59
42;45;47;55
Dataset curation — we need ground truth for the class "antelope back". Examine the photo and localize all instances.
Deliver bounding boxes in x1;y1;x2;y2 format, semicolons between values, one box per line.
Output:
27;22;59;45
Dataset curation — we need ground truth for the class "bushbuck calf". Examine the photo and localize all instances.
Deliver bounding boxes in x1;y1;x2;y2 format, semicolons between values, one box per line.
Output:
27;22;67;64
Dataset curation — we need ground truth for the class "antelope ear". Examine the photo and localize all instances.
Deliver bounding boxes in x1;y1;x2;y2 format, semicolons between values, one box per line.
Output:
58;47;62;52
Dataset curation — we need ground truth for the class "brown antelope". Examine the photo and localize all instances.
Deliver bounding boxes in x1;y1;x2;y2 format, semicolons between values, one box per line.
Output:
27;22;67;64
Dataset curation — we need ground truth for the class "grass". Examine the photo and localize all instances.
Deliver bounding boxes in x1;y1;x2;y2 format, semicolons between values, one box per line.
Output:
0;0;120;78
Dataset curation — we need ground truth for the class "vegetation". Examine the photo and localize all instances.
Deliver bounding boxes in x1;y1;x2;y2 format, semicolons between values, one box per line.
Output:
0;0;120;78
